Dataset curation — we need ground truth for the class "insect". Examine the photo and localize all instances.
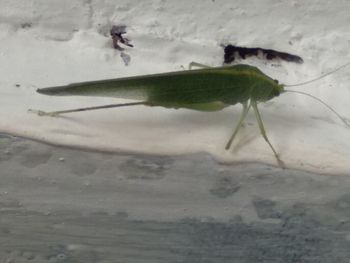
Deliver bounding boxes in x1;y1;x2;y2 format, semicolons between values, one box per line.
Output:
30;62;350;167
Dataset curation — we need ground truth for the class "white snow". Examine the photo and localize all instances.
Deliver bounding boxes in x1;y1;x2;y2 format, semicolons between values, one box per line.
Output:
1;0;350;174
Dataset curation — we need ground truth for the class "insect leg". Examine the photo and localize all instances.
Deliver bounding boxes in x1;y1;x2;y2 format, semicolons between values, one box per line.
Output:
28;101;146;117
225;102;250;150
188;62;211;70
251;100;285;168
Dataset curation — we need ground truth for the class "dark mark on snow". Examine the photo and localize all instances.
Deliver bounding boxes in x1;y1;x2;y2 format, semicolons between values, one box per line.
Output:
110;25;134;51
223;44;303;64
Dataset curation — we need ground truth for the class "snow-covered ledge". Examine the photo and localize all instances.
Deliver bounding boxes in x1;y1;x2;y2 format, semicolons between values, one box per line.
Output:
1;0;350;174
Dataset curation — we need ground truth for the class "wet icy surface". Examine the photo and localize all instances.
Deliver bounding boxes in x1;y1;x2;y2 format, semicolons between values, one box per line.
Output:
0;134;349;262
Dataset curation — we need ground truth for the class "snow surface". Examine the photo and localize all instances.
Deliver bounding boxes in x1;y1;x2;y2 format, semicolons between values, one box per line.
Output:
1;0;350;174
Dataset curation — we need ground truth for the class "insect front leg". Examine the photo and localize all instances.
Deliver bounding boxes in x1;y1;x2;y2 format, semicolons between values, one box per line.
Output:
188;62;211;70
251;100;285;168
225;102;250;150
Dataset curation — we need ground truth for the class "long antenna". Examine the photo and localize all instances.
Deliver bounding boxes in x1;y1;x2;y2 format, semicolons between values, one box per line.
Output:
285;61;350;87
284;90;350;128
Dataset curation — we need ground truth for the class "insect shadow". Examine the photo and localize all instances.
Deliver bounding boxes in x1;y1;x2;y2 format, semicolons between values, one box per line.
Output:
29;61;350;168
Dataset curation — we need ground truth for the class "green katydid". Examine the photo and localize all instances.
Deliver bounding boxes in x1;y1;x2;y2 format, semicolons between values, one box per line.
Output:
29;62;350;167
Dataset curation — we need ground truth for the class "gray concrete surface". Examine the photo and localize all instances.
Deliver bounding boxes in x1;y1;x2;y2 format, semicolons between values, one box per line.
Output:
0;134;349;262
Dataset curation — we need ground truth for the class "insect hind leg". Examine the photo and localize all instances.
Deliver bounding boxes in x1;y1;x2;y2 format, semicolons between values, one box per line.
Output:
28;102;146;117
251;100;285;168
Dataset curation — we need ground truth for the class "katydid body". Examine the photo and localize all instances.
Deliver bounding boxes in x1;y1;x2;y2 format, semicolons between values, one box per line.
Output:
37;65;284;111
34;63;334;167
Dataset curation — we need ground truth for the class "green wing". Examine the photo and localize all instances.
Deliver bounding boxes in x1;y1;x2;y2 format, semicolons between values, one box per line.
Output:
37;65;279;106
37;67;231;101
